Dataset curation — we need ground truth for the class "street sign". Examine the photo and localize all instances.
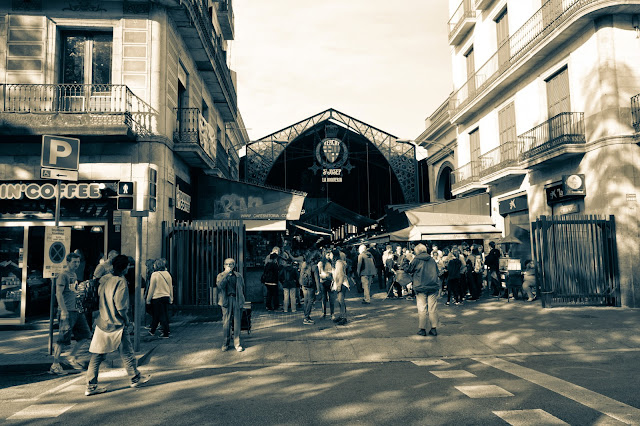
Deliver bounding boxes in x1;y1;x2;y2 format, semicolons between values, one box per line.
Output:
41;135;80;171
43;226;70;278
41;167;78;181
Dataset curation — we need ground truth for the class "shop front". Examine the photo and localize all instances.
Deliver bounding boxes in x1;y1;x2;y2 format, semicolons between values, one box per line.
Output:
0;181;116;324
497;193;531;265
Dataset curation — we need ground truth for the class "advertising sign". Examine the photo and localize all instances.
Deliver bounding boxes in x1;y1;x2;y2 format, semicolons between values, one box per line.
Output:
197;177;305;220
43;227;71;278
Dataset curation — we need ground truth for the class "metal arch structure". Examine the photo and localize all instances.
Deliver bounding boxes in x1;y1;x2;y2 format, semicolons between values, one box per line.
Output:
245;108;418;203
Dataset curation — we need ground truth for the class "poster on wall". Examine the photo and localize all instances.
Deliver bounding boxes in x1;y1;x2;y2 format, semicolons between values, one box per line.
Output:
197;177;306;220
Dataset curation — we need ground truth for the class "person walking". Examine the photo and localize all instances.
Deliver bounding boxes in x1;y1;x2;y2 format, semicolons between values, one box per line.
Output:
485;241;502;296
146;258;173;338
279;258;299;313
300;252;320;324
86;249;119;328
50;252;91;375
216;258;246;352
404;244;440;337
318;250;335;319
262;253;280;311
357;244;377;304
331;249;349;325
85;255;150;396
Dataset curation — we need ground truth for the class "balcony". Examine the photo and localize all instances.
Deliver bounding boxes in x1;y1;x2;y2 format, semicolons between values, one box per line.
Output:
0;84;151;139
174;108;217;169
448;0;476;45
475;0;495;10
216;0;234;40
449;0;621;122
168;0;237;121
478;140;527;184
451;160;486;195
631;93;640;132
519;112;585;165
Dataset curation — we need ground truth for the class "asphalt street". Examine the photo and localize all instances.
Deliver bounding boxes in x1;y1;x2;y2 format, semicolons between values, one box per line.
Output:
2;352;639;425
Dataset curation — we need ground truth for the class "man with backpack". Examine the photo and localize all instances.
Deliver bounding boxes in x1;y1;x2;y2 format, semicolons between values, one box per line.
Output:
279;259;299;313
50;252;91;375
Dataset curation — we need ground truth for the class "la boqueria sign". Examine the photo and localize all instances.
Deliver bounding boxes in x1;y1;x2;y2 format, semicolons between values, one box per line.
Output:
0;182;102;200
197;176;305;220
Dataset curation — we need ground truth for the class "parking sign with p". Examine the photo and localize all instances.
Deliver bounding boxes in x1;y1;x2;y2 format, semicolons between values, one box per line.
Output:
41;135;80;171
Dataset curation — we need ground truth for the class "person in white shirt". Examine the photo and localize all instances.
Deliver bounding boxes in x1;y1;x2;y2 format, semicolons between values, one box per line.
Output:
145;258;173;338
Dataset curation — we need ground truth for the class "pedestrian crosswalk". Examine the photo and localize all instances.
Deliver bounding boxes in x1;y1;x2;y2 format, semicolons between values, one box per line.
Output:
8;403;76;420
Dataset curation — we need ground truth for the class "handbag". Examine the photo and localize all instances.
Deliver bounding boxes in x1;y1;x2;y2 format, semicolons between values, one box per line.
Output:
395;270;412;286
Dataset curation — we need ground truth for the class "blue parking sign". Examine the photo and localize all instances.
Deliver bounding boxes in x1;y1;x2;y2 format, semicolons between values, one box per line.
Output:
41;135;80;171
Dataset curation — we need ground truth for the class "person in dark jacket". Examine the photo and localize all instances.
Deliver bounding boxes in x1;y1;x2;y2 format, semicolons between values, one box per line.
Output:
279;259;299;312
404;244;439;337
446;248;464;305
485;241;501;296
262;253;280;311
357;244;377;304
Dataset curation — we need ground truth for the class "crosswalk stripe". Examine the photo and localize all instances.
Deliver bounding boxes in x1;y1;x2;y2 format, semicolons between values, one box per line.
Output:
8;404;76;419
411;360;450;366
493;409;569;425
430;370;476;379
474;357;640;425
455;384;514;398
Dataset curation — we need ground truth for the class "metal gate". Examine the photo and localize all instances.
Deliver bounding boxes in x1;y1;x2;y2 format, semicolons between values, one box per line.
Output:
532;215;619;307
163;220;245;306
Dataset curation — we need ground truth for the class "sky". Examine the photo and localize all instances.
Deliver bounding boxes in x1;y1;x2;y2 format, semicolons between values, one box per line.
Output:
229;0;453;143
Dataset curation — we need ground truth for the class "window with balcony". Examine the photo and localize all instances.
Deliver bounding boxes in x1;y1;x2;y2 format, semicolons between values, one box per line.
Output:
495;8;509;70
60;31;112;111
470;127;481;176
465;47;476;96
546;66;570;117
498;102;516;145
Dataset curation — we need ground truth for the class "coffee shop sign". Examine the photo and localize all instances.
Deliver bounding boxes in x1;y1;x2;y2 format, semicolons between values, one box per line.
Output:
0;182;102;200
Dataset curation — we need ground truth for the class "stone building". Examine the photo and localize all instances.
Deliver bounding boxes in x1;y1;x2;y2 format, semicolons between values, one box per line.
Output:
418;0;640;307
0;0;248;322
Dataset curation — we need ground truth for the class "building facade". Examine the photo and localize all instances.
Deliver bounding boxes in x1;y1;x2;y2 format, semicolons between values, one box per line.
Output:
0;0;249;323
425;0;640;307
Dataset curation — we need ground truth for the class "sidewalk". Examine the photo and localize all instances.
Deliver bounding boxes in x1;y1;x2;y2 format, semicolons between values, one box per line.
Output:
2;290;640;372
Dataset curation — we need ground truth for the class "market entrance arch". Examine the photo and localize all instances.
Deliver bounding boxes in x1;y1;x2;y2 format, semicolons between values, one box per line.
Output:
244;109;418;220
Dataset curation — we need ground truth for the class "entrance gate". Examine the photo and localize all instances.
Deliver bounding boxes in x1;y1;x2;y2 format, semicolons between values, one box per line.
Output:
532;215;619;307
163;220;245;306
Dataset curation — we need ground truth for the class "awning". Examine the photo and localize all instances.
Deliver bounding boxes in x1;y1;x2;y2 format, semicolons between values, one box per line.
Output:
290;220;333;236
245;220;287;232
370;212;501;242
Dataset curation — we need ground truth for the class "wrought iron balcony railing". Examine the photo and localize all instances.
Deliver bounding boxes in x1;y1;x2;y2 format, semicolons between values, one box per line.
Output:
478;140;524;177
448;0;476;44
451;160;480;190
185;0;236;113
174;107;217;160
450;0;603;115
0;83;151;135
217;0;234;40
631;93;640;132
519;112;585;161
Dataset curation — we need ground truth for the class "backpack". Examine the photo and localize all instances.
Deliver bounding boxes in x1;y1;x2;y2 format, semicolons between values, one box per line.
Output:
301;268;314;288
474;256;483;274
74;279;99;313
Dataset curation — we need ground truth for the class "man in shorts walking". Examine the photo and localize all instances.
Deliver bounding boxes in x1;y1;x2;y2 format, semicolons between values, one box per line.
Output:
50;252;91;375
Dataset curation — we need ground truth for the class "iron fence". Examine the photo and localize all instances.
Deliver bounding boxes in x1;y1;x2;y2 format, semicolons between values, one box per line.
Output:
163;220;245;306
519;112;585;160
478;140;524;177
448;0;476;40
450;0;608;114
532;215;619;307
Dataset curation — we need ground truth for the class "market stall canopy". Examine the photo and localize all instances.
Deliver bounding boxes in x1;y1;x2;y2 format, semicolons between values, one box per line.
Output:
300;202;376;229
196;176;306;221
290;220;333;236
498;225;530;244
369;211;501;243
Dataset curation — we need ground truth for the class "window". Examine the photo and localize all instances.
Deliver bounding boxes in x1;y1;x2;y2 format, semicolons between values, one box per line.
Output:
61;31;112;86
495;8;509;69
546;66;570;118
465;47;476;95
498;102;516;145
469;128;481;177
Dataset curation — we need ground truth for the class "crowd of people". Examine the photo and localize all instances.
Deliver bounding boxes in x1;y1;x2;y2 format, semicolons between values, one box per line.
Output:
49;250;171;396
